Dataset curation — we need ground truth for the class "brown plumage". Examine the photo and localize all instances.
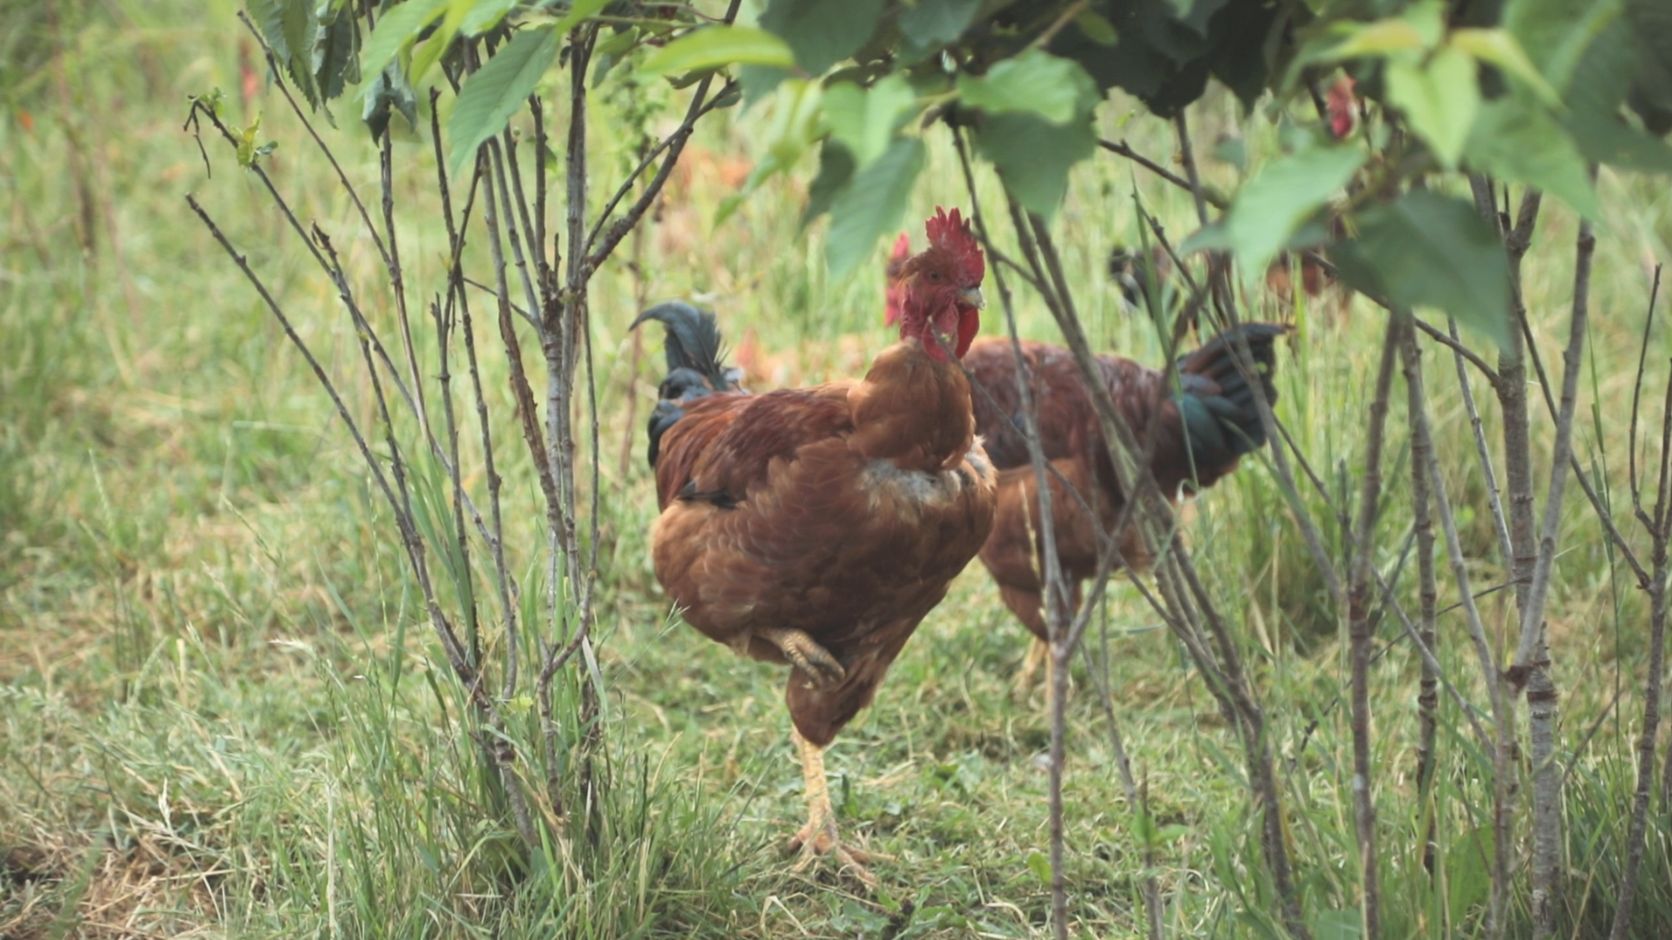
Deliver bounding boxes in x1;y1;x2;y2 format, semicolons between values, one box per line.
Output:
960;327;1285;691
636;208;994;885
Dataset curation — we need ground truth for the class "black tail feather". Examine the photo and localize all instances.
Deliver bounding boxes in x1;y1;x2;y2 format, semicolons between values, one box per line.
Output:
1174;322;1286;470
631;302;741;467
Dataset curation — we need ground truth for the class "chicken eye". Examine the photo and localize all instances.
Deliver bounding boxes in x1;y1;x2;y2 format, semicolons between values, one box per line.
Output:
928;271;942;281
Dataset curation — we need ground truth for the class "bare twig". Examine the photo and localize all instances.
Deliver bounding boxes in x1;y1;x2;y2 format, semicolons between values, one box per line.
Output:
1098;137;1221;208
1347;316;1400;936
1400;315;1443;873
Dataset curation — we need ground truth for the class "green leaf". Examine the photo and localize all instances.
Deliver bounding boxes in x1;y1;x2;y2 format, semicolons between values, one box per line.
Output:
1311;17;1431;63
975;112;1096;220
1025;850;1051;884
1073;9;1119;46
447;25;559;173
957;49;1099;125
1465;97;1599;218
1506;0;1626;94
640;26;795;75
1181;144;1363;285
554;0;612;33
246;0;295;63
408;2;471;90
359;0;449;92
802;141;856;227
1449;27;1560;105
315;10;361;102
899;0;982;51
1333;191;1511;346
822;75;916;167
250;0;322;104
759;0;885;75
1566;109;1672;171
826;136;925;275
364;63;419;140
1386;46;1479;169
461;0;520;36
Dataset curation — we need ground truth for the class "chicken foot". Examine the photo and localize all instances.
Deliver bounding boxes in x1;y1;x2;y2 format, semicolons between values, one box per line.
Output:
759;627;845;688
786;729;888;887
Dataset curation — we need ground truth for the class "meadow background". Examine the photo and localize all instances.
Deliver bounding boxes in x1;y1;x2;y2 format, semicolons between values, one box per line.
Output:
4;1;1672;937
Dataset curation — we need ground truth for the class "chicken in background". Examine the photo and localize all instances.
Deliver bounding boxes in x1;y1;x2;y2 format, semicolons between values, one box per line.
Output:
633;208;996;885
962;326;1285;693
885;230;1284;694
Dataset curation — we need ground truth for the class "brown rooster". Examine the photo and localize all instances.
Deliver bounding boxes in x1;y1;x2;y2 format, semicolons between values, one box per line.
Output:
634;208;996;885
962;327;1286;692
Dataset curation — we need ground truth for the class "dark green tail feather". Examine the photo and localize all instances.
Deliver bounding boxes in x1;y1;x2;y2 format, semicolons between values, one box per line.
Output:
1174;322;1286;471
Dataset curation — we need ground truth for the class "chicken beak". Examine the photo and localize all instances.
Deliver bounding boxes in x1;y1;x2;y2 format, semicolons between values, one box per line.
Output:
960;286;986;310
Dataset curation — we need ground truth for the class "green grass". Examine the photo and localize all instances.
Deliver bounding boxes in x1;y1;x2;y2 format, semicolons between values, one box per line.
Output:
5;2;1672;938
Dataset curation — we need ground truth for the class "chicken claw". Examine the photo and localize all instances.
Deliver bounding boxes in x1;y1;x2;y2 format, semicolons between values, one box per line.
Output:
787;819;888;888
760;628;845;688
786;730;890;888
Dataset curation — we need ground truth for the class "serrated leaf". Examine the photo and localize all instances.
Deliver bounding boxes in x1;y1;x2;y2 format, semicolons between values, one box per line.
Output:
315;11;361;102
822;75;915;167
359;0;448;93
640;26;794;75
246;0;295;63
1449;27;1559;105
1386;47;1478;169
957;49;1099;126
1181;144;1363;284
250;0;322;104
1465;97;1598;218
826;136;924;275
759;0;885;75
975;112;1095;220
1333;191;1510;346
447;25;558;173
280;0;316;68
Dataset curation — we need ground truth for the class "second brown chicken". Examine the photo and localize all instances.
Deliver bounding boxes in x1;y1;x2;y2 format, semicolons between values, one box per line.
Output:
961;326;1287;693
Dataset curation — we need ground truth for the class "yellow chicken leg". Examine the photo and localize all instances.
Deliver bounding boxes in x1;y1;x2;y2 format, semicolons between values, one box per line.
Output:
785;729;887;887
1013;636;1050;697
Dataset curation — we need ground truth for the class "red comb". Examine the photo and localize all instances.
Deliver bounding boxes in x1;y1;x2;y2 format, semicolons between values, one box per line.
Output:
925;206;984;284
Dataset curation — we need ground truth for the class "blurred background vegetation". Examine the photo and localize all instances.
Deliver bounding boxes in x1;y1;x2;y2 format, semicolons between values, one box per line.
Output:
3;0;1672;937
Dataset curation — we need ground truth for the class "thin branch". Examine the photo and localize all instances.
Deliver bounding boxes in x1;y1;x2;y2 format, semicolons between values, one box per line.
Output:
1098;137;1222;208
584;0;743;269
